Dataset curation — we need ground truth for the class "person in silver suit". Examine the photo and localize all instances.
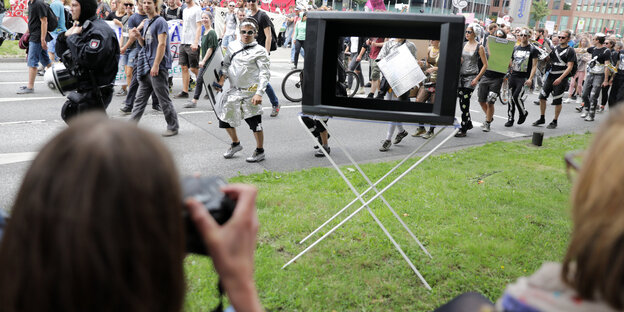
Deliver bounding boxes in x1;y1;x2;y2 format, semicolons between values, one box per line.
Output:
215;17;270;163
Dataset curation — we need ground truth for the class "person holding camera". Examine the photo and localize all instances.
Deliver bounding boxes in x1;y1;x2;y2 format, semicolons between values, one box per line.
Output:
52;0;119;123
215;17;270;163
0;113;263;312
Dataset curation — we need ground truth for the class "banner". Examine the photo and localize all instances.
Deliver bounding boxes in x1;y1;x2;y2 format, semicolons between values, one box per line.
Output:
508;0;530;28
486;36;515;74
112;19;185;85
219;0;295;12
2;0;28;34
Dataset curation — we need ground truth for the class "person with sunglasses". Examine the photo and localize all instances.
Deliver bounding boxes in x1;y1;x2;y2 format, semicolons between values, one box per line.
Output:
214;17;270;163
247;0;281;117
577;33;611;122
598;39;618;112
222;1;238;48
505;28;538;128
532;30;576;129
455;24;487;138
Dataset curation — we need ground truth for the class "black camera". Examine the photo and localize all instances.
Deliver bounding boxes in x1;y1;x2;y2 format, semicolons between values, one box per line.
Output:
182;176;236;255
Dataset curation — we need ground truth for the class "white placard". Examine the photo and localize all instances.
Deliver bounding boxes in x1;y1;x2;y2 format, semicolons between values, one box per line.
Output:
545;21;555;35
376;44;425;97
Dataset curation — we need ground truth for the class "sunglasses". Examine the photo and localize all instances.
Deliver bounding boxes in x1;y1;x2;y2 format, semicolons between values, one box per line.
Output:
246;0;256;2
465;30;473;34
240;30;255;35
519;34;529;37
124;3;134;6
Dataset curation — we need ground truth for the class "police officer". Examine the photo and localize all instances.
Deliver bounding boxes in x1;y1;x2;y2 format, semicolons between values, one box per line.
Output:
55;0;119;123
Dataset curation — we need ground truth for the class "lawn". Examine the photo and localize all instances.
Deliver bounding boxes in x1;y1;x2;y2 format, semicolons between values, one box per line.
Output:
184;133;592;311
0;39;24;57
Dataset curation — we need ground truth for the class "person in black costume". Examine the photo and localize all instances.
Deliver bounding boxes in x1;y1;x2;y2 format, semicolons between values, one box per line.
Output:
55;0;119;123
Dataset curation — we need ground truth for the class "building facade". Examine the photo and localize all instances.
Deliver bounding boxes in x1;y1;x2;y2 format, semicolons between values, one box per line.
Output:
489;0;624;35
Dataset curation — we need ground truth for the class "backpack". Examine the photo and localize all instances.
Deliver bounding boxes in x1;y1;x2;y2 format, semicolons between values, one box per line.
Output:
45;3;59;32
64;7;73;29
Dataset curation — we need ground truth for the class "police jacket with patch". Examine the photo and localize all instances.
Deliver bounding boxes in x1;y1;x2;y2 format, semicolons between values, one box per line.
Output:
56;16;120;91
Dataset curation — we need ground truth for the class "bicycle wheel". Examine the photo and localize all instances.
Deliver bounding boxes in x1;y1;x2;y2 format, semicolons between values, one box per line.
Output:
499;78;510;105
345;71;361;97
281;69;304;102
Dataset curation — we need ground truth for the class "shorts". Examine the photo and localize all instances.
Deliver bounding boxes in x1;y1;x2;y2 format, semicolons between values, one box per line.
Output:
47;32;59;59
371;60;381;81
539;74;566;105
27;41;51;68
120;48;139;67
477;76;504;103
179;44;199;68
219;114;263;132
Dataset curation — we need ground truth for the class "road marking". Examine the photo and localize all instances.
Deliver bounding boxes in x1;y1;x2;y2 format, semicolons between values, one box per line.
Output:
0;152;38;165
0;70;28;73
469;109;508;120
0;120;46;126
0;81;45;85
471;121;528;138
0;96;64;103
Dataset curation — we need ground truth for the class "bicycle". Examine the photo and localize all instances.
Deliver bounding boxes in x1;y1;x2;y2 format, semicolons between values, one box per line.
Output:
498;73;511;105
281;67;361;102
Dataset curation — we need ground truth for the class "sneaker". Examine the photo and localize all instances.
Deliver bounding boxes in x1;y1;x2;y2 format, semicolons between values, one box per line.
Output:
504;120;514;127
575;105;583;113
246;150;265;162
203;94;210;100
379;140;391;152
152;105;161;111
364;82;372;88
454;131;467;137
570;95;577;101
546;121;557;129
162;129;178;137
367;93;374;98
585;114;595;122
393;130;408;144
115;89;127;96
580;111;588;118
375;93;385;100
533;100;540;106
291;65;298;70
174;91;189;99
412;127;427;137
183;100;197;108
598;105;605;113
223;144;243;159
518;111;529;125
314;145;330;157
119;106;132;115
532;119;545;126
422;130;434;139
357;88;366;95
482;121;491;132
270;104;280;117
189;78;196;92
16;86;34;94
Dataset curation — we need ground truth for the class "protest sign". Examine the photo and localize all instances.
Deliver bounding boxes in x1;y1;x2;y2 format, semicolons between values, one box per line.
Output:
365;0;386;11
2;0;28;34
545;21;555;35
487;36;515;74
377;44;426;96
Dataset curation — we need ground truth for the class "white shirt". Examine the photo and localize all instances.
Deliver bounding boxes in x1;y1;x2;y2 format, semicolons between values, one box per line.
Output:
182;5;202;44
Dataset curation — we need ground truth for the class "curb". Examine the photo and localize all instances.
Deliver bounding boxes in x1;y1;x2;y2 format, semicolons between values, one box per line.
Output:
0;57;26;63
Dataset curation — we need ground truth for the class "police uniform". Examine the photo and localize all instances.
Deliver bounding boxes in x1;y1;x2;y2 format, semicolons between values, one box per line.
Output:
55;11;120;123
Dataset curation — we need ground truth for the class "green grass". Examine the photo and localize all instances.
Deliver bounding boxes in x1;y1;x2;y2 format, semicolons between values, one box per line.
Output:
184;133;592;311
0;40;25;57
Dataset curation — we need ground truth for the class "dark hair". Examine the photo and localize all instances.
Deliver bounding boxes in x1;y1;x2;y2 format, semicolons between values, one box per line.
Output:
595;35;606;44
0;114;185;312
240;17;259;32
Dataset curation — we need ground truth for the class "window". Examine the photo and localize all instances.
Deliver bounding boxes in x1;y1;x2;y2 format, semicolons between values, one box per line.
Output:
615;20;621;34
590;18;597;32
564;1;571;10
550;15;558;22
601;0;607;13
607;0;613;13
589;0;595;11
493;0;500;7
553;0;561;9
596;19;603;32
560;16;569;29
572;17;579;31
608;19;615;31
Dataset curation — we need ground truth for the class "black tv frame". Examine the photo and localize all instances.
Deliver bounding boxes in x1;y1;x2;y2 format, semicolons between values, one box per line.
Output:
301;12;465;125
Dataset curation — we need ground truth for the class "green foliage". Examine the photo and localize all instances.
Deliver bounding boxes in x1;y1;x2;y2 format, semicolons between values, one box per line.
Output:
184;133;592;311
531;0;551;28
0;40;24;57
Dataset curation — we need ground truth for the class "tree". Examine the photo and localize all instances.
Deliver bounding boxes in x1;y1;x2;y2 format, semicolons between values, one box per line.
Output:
530;0;550;28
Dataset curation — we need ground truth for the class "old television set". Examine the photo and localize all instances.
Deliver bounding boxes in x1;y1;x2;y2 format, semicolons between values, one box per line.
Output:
301;12;465;125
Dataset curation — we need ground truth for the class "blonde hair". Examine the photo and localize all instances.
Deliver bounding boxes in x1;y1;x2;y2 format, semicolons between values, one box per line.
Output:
562;105;624;310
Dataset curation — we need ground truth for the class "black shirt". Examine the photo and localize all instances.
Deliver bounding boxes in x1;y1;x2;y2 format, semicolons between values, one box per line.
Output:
28;0;47;42
162;6;183;21
549;45;576;76
510;44;539;79
616;50;624;77
250;10;271;48
105;11;124;21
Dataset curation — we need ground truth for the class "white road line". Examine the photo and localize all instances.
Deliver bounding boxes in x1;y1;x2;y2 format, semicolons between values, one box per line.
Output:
0;70;28;73
0;120;46;126
0;81;44;85
0;96;64;103
0;152;38;165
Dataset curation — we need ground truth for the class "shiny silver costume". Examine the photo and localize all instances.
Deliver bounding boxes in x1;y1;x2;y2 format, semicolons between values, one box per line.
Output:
217;40;271;127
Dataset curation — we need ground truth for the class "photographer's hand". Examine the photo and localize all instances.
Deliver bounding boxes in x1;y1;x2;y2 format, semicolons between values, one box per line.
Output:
186;184;262;312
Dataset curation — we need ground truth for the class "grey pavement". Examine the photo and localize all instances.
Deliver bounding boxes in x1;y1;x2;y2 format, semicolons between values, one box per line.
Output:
0;47;603;210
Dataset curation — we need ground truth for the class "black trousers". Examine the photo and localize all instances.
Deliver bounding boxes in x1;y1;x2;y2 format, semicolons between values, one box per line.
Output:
508;75;528;121
458;87;474;132
294;39;305;68
193;65;208;100
610;74;624;107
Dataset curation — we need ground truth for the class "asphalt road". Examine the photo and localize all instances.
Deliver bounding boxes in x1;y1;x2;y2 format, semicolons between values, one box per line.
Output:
0;47;603;210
